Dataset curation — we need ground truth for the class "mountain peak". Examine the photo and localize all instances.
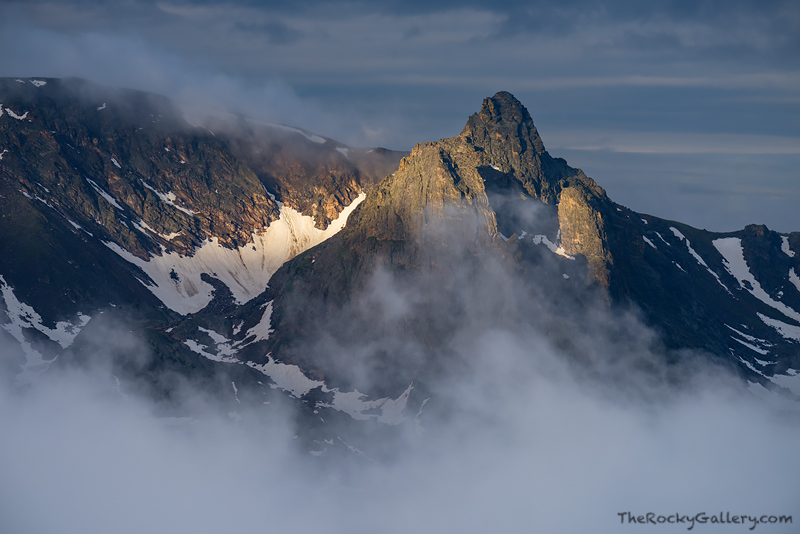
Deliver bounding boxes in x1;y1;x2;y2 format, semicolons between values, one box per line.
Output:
461;91;546;155
481;91;531;126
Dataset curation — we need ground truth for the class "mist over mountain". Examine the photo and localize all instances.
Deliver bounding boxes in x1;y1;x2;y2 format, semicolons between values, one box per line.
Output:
1;78;798;532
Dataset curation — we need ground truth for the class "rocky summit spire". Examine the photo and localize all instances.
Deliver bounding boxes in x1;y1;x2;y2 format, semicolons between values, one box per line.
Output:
458;91;582;205
462;91;546;154
325;90;615;285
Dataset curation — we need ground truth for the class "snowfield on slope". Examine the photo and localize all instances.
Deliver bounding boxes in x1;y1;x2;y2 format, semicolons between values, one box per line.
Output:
713;237;800;323
0;275;91;384
105;193;365;314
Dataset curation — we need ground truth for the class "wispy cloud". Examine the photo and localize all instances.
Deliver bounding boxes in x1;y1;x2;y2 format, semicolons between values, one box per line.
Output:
547;131;800;155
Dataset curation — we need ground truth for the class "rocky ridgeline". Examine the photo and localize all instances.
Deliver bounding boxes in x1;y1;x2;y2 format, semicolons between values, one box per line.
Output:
1;82;798;437
0;77;405;325
0;78;277;258
243;92;800;402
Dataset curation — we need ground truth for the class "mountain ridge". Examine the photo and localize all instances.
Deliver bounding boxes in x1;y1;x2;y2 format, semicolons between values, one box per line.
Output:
1;79;799;433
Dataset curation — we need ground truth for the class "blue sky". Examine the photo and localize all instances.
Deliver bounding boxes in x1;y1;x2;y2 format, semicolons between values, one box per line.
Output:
1;0;798;231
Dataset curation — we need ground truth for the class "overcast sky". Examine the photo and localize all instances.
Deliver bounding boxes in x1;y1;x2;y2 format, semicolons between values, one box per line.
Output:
1;0;798;232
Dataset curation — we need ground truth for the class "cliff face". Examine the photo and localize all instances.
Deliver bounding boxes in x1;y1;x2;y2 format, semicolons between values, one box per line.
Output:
0;78;280;260
206;115;406;229
238;92;621;392
229;91;800;408
558;183;613;287
344;91;612;273
460;91;615;285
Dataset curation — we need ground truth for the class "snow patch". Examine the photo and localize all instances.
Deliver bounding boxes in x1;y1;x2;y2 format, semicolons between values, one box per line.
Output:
781;236;795;258
184;331;239;363
490;164;501;171
675;232;730;293
0;149;8;162
197;327;229;345
714;237;800;322
247;356;324;398
141;180;196;216
188;303;273;359
5;107;29;120
184;340;220;361
738;356;764;375
97;103;106;111
731;336;770;355
789;268;800;293
105;194;366;314
186;324;242;362
531;234;575;259
725;324;771;346
133;219;181;240
335;147;349;158
757;313;800;342
669;227;686;241
242;301;273;344
642;236;656;249
85;178;124;210
673;262;687;273
319;383;413;425
268;123;326;144
110;157;121;169
186;320;413;424
654;232;671;246
376;383;413;424
0;275;90;382
30;80;46;87
770;369;800;396
32;193;54;208
14;79;25;84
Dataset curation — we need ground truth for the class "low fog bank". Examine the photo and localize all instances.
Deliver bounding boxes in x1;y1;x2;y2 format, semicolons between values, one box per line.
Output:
2;222;799;533
1;328;797;533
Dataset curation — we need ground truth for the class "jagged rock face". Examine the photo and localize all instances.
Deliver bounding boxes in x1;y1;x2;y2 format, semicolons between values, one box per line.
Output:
205;116;406;229
351;142;497;247
459;92;615;285
236;91;800;408
558;183;613;287
0;78;282;259
462;91;594;204
0;77;405;318
241;93;620;393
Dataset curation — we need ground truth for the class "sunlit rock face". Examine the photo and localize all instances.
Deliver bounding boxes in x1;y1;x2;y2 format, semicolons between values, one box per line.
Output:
250;91;800;414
